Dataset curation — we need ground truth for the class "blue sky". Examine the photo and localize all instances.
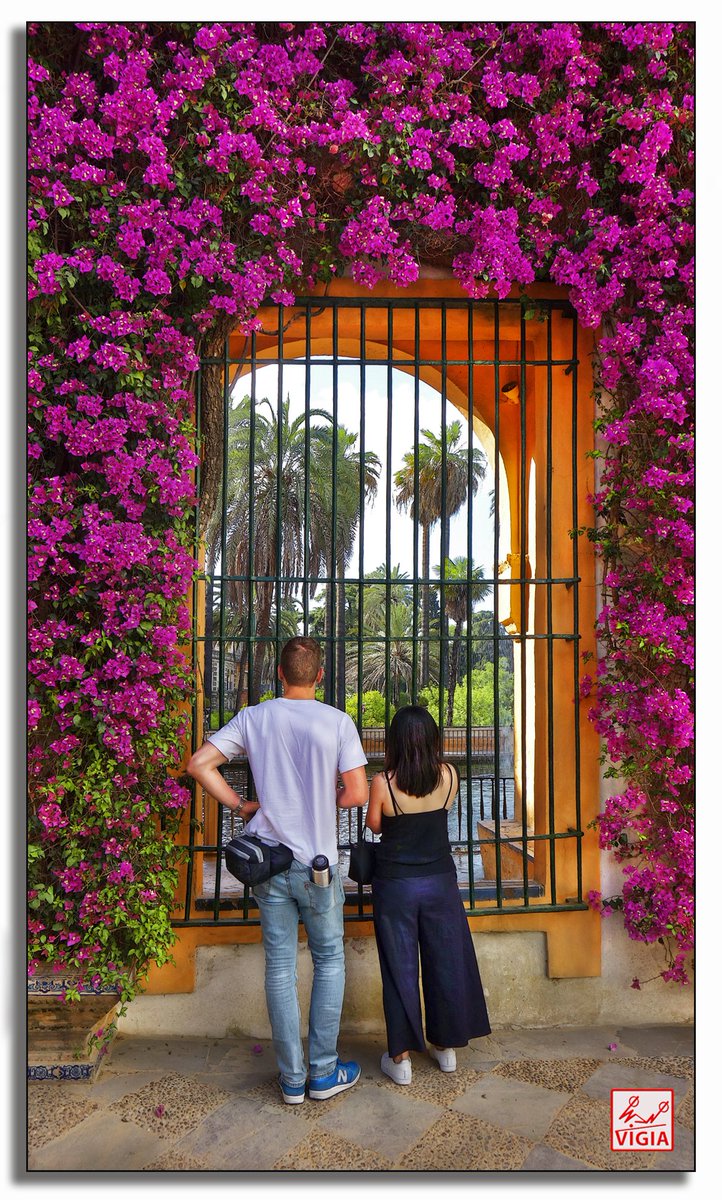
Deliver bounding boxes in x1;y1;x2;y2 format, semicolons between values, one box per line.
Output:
230;361;499;593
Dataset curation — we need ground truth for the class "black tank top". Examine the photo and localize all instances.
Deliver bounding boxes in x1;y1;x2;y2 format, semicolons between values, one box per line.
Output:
373;767;456;879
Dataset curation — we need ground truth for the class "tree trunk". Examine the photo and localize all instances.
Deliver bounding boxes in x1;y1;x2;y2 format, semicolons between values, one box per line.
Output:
335;562;346;711
421;523;430;688
324;581;334;705
234;641;249;713
252;582;273;702
197;317;238;539
446;622;463;727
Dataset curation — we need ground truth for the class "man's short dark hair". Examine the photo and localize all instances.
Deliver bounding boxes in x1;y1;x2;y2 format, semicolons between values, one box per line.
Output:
280;637;323;686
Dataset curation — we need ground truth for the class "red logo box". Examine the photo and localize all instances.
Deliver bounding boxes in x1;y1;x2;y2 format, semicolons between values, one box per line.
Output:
610;1088;674;1152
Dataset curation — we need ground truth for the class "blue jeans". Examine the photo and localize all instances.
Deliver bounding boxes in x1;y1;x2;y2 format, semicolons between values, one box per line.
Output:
253;860;346;1087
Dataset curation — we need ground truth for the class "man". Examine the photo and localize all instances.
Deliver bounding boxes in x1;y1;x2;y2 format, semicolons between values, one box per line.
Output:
187;636;369;1105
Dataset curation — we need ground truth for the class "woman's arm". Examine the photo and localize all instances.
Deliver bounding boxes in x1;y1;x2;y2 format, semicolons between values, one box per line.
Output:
365;772;386;834
445;761;459;806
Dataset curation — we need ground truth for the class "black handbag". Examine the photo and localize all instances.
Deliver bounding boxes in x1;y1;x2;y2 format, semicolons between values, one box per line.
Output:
348;826;377;885
225;833;293;887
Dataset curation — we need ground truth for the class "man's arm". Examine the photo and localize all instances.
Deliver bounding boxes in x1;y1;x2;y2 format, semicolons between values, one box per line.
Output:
336;765;369;809
186;741;260;818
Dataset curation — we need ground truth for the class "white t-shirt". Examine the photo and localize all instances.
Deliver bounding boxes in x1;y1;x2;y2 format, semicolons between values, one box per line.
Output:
207;698;368;866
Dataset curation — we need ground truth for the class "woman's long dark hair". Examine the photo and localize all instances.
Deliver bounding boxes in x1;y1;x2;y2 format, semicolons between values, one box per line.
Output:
384;705;444;798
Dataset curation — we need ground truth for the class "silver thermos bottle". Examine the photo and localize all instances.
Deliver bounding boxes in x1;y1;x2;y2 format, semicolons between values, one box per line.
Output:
311;854;331;886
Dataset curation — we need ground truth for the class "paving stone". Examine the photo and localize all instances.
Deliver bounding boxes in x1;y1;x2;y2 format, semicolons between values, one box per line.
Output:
27;1085;100;1151
317;1078;445;1161
493;1057;602;1094
451;1073;569;1141
651;1124;695;1171
83;1068;169;1105
397;1110;531;1171
467;1026;637;1062
192;1068;270;1094
143;1149;213;1170
244;1074;372;1121
272;1128;394;1171
107;1035;212;1074
521;1142;600;1171
615;1026;694;1059
28;1109;165;1171
377;1055;486;1106
109;1072;234;1140
545;1093;655;1171
174;1095;309;1170
613;1054;694;1080
677;1083;694;1131
582;1061;690;1102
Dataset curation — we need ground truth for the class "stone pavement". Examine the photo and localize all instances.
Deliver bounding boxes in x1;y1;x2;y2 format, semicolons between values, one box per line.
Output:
27;1024;694;1174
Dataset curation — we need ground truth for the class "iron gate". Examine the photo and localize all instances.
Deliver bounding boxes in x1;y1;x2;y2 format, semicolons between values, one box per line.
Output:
177;295;588;925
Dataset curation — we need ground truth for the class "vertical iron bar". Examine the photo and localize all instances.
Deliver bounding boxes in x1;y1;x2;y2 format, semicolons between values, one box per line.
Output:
439;303;448;739
213;339;232;922
571;313;583;900
411;303;420;704
247;332;257;705
520;306;530;903
330;304;339;707
357;306;366;731
246;328;258;920
303;302;312;635
546;312;557;905
384;305;393;727
465;302;475;904
275;308;284;694
492;302;502;907
184;365;204;923
356;306;367;907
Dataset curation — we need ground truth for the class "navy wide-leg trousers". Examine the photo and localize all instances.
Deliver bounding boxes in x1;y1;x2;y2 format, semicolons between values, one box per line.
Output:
372;871;492;1057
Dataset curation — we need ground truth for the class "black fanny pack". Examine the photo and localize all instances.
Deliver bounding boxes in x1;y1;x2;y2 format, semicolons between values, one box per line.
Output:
225;833;293;887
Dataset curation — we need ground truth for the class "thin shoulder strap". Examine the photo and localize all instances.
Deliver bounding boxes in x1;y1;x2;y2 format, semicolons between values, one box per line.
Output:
443;763;457;809
384;771;404;815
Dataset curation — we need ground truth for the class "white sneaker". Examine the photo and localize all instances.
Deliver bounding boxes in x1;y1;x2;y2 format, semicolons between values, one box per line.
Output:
381;1052;412;1085
429;1046;457;1072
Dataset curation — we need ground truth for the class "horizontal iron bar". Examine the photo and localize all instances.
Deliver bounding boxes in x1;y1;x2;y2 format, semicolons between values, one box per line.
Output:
172;902;590;928
246;296;576;310
203;355;578;369
205;574;582;586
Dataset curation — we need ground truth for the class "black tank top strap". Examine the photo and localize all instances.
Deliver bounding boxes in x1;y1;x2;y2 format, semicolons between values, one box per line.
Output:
384;771;404;815
443;763;457;809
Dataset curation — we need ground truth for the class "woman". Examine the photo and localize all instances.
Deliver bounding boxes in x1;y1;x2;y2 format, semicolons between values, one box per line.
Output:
366;705;491;1085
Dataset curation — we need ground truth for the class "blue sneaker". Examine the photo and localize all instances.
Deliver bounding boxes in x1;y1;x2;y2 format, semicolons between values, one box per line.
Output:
278;1076;306;1105
309;1059;361;1100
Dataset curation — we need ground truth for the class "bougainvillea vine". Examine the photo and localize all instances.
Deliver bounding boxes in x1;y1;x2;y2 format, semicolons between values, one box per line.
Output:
27;22;694;1001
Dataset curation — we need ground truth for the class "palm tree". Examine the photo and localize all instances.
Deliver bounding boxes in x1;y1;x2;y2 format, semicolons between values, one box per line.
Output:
359;563;413;633
434;556;491;727
394;419;486;687
206;394;335;702
357;601;416;707
313;427;380;707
